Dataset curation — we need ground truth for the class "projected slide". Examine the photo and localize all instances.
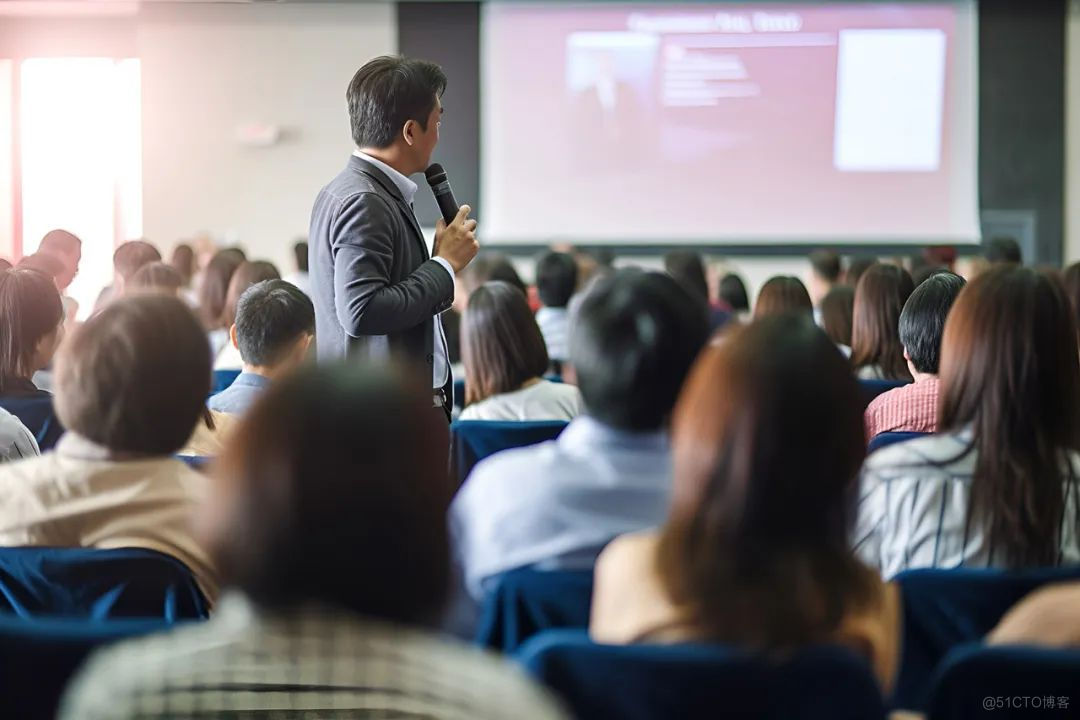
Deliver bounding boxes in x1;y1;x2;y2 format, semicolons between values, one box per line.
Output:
482;3;978;244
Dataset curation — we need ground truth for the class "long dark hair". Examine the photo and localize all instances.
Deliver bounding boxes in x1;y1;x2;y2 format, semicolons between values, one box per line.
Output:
939;266;1080;567
462;281;548;406
851;263;914;381
219;260;280;328
0;268;64;392
656;316;875;649
198;248;245;330
820;285;855;347
753;276;813;320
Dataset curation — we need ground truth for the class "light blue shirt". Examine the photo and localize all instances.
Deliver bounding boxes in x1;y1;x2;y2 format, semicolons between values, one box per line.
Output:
449;415;672;598
353;151;453;389
207;372;272;416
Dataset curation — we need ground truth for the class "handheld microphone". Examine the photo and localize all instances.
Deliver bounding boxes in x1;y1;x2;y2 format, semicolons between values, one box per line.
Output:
424;163;460;224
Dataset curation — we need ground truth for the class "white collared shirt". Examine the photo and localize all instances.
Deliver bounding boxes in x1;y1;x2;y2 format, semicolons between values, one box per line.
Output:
353;150;453;390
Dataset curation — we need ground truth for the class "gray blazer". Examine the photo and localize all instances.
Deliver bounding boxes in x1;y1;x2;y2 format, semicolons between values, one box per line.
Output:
309;156;454;387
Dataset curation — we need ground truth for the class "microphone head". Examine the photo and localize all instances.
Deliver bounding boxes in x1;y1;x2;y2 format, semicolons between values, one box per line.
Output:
424;163;447;186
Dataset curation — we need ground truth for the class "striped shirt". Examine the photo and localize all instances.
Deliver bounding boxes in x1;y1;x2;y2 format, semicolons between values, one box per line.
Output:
864;376;940;440
60;593;567;720
0;407;39;463
854;429;1080;578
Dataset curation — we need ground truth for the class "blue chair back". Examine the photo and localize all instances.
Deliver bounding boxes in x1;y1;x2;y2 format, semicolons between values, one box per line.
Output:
0;393;65;451
210;368;241;395
177;455;213;471
859;379;909;408
892;566;1080;711
926;644;1080;720
475;568;593;653
451;420;567;488
0;546;210;621
516;629;886;720
0;614;172;720
868;431;929;454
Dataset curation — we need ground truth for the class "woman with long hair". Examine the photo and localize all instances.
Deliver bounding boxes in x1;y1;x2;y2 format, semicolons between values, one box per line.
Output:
850;263;914;381
753;276;813;320
856;266;1080;575
211;259;279;368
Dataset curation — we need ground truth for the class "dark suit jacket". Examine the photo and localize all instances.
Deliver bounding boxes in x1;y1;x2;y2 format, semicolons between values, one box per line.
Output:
309;156;454;387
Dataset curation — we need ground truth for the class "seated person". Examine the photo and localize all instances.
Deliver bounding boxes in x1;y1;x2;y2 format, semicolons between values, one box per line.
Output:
460;281;581;421
128;261;184;296
451;270;708;597
0;407;38;462
212;260;281;370
60;364;566;720
820;285;855;357
94;239;162;311
0;267;66;450
534;251;578;366
855;267;1080;578
591;316;900;693
851;264;915;381
865;271;965;440
753;276;814;320
38;229;83;323
0;294;219;602
208;279;315;416
808;249;842;308
988;581;1080;648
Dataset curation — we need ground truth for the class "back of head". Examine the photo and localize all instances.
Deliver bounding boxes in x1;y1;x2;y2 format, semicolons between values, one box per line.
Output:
347;56;447;150
0;268;64;391
985;237;1022;265
460;254;527;299
897;271;965;375
845;256;876;287
851;263;915;380
809;250;842;283
54;294;210;455
169;244;196;284
663;251;709;304
0;259;10;272
113;240;162;282
571;270;708;431
462;281;548;405
198;248;246;329
1063;262;1080;321
293;241;309;273
753;276;813;320
820;285;855;347
17;252;65;281
220;260;280;328
939;266;1080;566
129;262;184;295
206;363;451;623
718;273;750;313
234;280;315;368
40;229;82;258
536;251;579;308
658;315;871;648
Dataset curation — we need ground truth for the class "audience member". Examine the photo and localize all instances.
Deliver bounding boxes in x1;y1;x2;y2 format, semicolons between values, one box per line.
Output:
112;240;163;296
60;364;566;720
753;275;813;320
534;251;579;365
663;251;709;305
129;262;184;296
39;229;82;320
590;316;898;692
197;248;246;336
808;250;842;307
1063;261;1080;321
0;294;218;601
820;285;855;355
209;280;315;416
283;239;311;296
169;243;196;288
717;272;750;318
460;282;581;421
851;263;915;381
0;407;38;463
0;268;66;449
455;253;527;312
845;256;876;287
988;582;1080;648
864;272;965;440
212;260;280;368
985;236;1022;265
17;252;66;287
451;270;708;598
0;259;10;272
855;266;1080;577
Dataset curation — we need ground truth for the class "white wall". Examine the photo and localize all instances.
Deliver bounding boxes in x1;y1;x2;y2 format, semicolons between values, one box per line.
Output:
138;3;395;273
1067;0;1080;262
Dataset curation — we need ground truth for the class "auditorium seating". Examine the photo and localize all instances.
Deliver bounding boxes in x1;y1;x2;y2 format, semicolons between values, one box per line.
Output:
0;614;173;720
924;644;1080;720
858;378;910;407
0;546;210;621
475;568;593;653
516;629;887;720
891;566;1080;711
867;431;929;454
210;368;241;395
450;419;567;488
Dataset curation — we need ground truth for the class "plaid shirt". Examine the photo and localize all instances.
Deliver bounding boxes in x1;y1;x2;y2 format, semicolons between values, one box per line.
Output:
61;593;567;720
864;376;941;441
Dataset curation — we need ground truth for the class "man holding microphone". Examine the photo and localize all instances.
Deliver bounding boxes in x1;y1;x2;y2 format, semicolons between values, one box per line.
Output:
309;56;478;414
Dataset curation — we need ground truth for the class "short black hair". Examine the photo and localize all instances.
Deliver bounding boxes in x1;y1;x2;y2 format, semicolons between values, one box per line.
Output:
536;251;579;308
234;280;315;367
571;270;708;431
809;250;842;283
663;251;708;303
718;273;749;312
845;256;877;287
985;236;1022;265
293;241;308;273
347;56;447;150
898;271;966;374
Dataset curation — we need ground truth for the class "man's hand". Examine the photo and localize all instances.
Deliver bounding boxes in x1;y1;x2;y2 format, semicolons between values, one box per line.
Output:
434;204;479;274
